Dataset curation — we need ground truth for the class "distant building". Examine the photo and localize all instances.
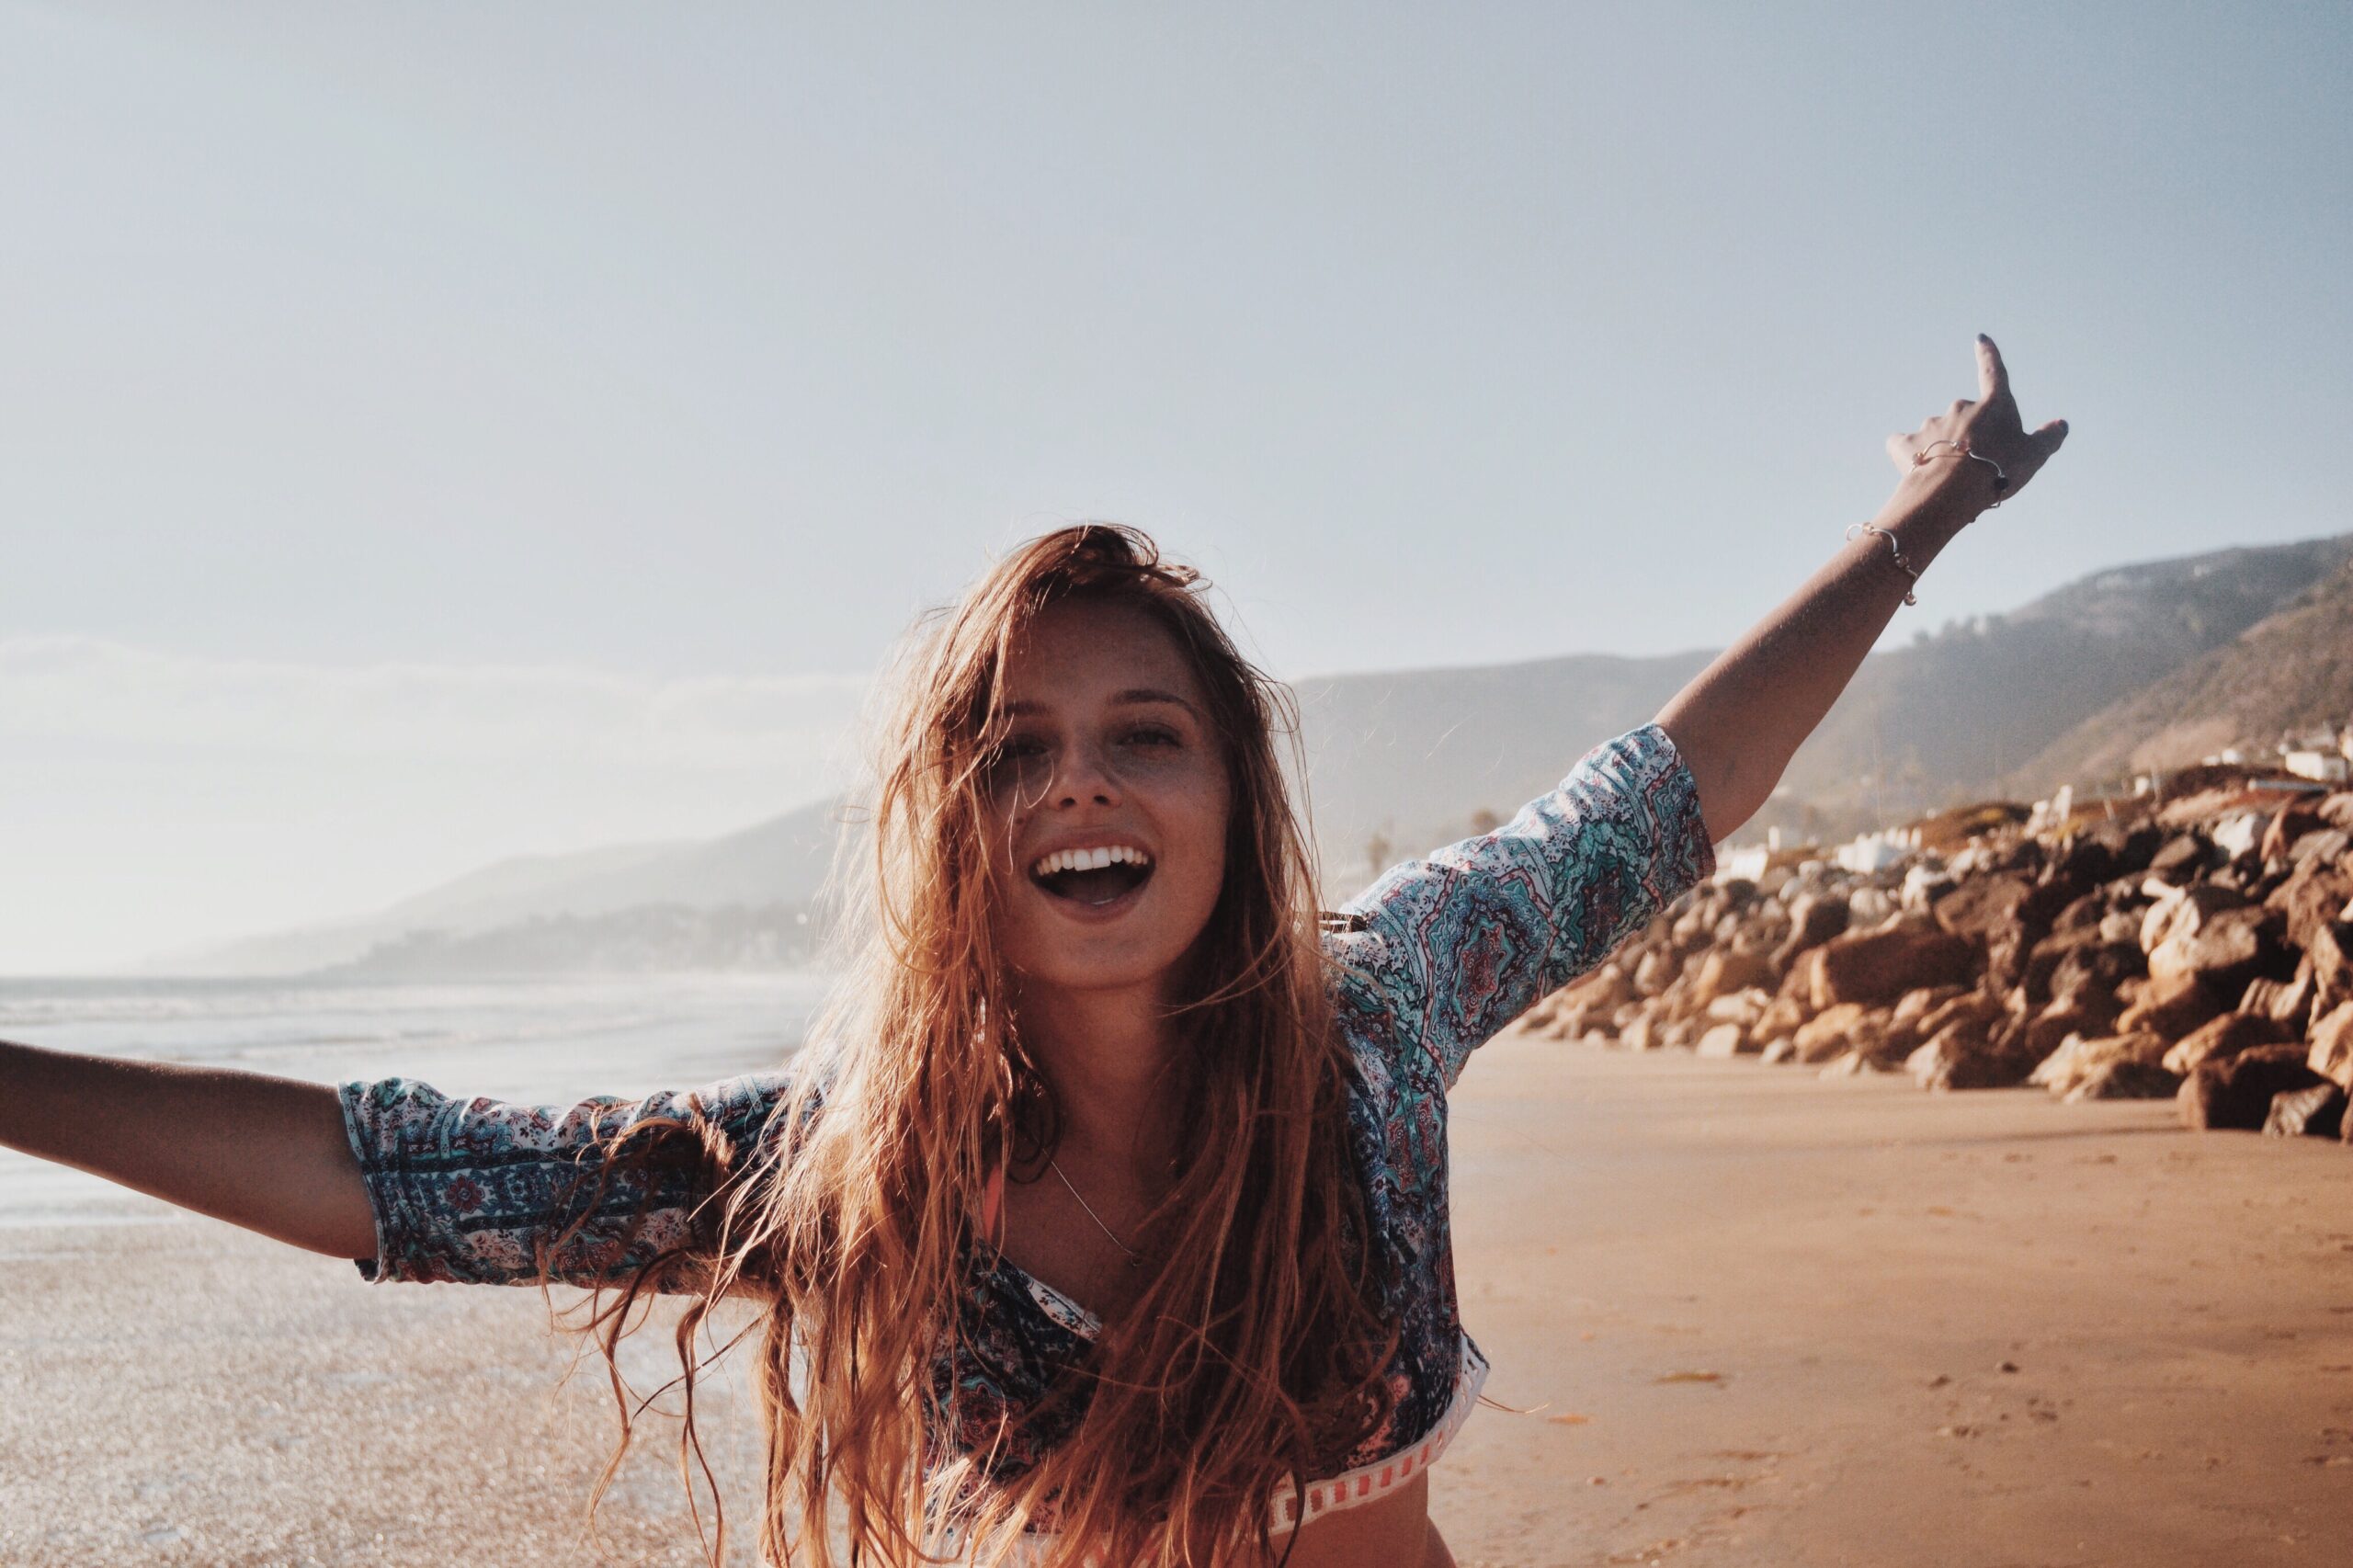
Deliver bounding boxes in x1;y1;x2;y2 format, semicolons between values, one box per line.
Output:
2284;749;2349;783
1835;827;1917;874
1717;845;1773;883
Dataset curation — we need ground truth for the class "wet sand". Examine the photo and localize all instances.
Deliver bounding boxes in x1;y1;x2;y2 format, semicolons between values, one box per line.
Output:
4;1028;2348;1565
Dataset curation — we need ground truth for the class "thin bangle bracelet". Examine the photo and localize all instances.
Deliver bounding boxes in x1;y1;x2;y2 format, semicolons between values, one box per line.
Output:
1846;521;1920;606
1915;437;2008;508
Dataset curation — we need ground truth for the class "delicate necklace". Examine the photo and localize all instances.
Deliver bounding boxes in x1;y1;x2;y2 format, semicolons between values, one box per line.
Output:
1046;1155;1146;1269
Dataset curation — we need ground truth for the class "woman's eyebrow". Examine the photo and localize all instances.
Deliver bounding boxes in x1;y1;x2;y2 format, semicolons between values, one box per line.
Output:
1003;688;1200;717
1111;687;1200;715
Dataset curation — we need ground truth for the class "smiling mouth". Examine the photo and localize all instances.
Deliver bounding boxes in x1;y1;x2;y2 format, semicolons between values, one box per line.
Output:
1029;847;1155;907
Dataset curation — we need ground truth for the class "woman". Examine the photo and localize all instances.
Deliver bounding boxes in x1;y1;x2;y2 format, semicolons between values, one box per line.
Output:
0;337;2065;1566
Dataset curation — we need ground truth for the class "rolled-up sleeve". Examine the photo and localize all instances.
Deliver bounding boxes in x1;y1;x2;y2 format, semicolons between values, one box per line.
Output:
337;1071;791;1288
1339;723;1715;1088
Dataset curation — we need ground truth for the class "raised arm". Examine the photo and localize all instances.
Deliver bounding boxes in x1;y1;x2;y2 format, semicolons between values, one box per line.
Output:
0;1037;376;1259
1654;335;2069;843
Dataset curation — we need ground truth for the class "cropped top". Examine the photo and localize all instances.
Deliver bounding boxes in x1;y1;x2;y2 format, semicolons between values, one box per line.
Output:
337;724;1713;1537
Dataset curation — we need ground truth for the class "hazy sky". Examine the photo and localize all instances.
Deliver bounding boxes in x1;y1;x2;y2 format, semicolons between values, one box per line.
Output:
5;3;2347;971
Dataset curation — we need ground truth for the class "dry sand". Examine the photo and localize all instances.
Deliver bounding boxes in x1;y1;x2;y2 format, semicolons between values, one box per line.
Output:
4;1028;2348;1566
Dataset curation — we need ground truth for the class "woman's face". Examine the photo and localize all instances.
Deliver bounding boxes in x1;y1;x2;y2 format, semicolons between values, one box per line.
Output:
982;597;1233;1002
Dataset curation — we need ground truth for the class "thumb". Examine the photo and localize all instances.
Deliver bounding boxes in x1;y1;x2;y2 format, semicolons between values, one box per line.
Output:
2033;417;2069;456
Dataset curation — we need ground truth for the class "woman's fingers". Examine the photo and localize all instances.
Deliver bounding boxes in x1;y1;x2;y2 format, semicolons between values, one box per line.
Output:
1975;333;2008;402
1885;336;2068;493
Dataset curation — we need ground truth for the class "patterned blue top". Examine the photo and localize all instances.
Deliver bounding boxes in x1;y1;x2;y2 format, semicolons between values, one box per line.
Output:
338;724;1713;1519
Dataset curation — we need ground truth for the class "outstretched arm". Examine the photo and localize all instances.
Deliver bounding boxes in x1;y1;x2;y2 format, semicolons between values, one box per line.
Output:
1654;335;2069;843
0;1038;377;1259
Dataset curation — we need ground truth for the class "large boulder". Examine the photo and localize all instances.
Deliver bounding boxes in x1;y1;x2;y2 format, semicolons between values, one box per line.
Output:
1695;1022;1756;1059
2067;1060;2183;1102
2114;973;2222;1043
1684;948;1776;1014
1934;871;2066;942
2139;883;2245;953
1810;924;1977;1011
2240;957;2317;1032
2025;990;2124;1060
1792;1003;1887;1065
2256;798;2325;866
1528;961;1627;1035
1905;987;1989;1039
2030;1032;2167;1098
2146;900;2293;998
2051;892;2108;936
2289;828;2351;867
2211;811;2269;861
1772;893;1850;971
1621;1009;1672;1051
2311;923;2353;1018
1906;1012;2032;1091
2306;1002;2353;1089
2036;935;2145;1008
2162;1010;2296;1075
2263;1082;2346;1138
2146;833;2211;883
2178;1045;2330;1131
1752;992;1812;1044
2057;821;2159;885
1701;986;1771;1027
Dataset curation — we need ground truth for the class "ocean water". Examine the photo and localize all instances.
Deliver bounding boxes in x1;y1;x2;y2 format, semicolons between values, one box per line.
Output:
0;971;831;1227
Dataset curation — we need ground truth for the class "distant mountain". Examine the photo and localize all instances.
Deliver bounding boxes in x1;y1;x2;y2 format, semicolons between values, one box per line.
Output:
2010;556;2353;791
1776;532;2353;819
1296;531;2353;873
162;796;847;976
1292;650;1713;888
154;530;2353;977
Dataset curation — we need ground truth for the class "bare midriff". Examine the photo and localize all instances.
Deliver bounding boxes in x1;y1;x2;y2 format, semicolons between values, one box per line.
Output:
1251;1473;1451;1568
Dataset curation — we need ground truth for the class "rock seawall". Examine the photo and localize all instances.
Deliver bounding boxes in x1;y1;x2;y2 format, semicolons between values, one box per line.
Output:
1523;783;2353;1141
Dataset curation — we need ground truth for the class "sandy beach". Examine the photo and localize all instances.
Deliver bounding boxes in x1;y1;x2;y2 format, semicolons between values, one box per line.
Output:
5;1027;2348;1567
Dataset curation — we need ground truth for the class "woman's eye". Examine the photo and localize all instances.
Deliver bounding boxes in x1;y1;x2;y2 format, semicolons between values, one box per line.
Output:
982;737;1047;774
1122;726;1180;747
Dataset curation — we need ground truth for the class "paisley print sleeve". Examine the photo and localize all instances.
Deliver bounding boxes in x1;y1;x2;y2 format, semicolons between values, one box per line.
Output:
1337;723;1715;1089
337;1070;793;1288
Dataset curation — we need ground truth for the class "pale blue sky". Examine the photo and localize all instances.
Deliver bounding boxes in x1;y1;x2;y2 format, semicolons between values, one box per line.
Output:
4;2;2347;970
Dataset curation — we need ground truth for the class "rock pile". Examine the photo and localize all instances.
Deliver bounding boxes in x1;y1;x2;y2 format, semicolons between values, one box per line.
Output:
1521;784;2353;1142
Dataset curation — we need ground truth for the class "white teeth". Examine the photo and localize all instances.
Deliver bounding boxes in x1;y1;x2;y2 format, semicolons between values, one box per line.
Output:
1029;844;1154;879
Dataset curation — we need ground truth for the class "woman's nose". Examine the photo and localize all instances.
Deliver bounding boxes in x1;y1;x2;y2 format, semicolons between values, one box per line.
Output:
1051;742;1120;808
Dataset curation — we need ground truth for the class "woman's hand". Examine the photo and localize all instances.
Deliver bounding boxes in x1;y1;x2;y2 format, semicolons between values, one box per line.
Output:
1654;334;2073;842
1883;334;2069;517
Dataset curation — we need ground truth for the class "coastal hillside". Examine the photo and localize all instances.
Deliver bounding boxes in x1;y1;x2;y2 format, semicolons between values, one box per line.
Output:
1774;532;2353;824
1298;531;2353;871
165;797;847;975
2009;558;2353;794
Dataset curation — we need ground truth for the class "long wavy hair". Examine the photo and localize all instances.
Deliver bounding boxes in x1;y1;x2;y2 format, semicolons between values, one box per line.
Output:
555;523;1396;1566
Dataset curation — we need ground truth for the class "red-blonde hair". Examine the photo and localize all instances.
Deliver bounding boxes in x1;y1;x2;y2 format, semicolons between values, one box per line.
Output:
563;523;1394;1565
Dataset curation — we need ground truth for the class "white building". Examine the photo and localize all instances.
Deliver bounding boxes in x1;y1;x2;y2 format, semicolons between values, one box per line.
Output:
2284;748;2349;783
1835;826;1918;874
